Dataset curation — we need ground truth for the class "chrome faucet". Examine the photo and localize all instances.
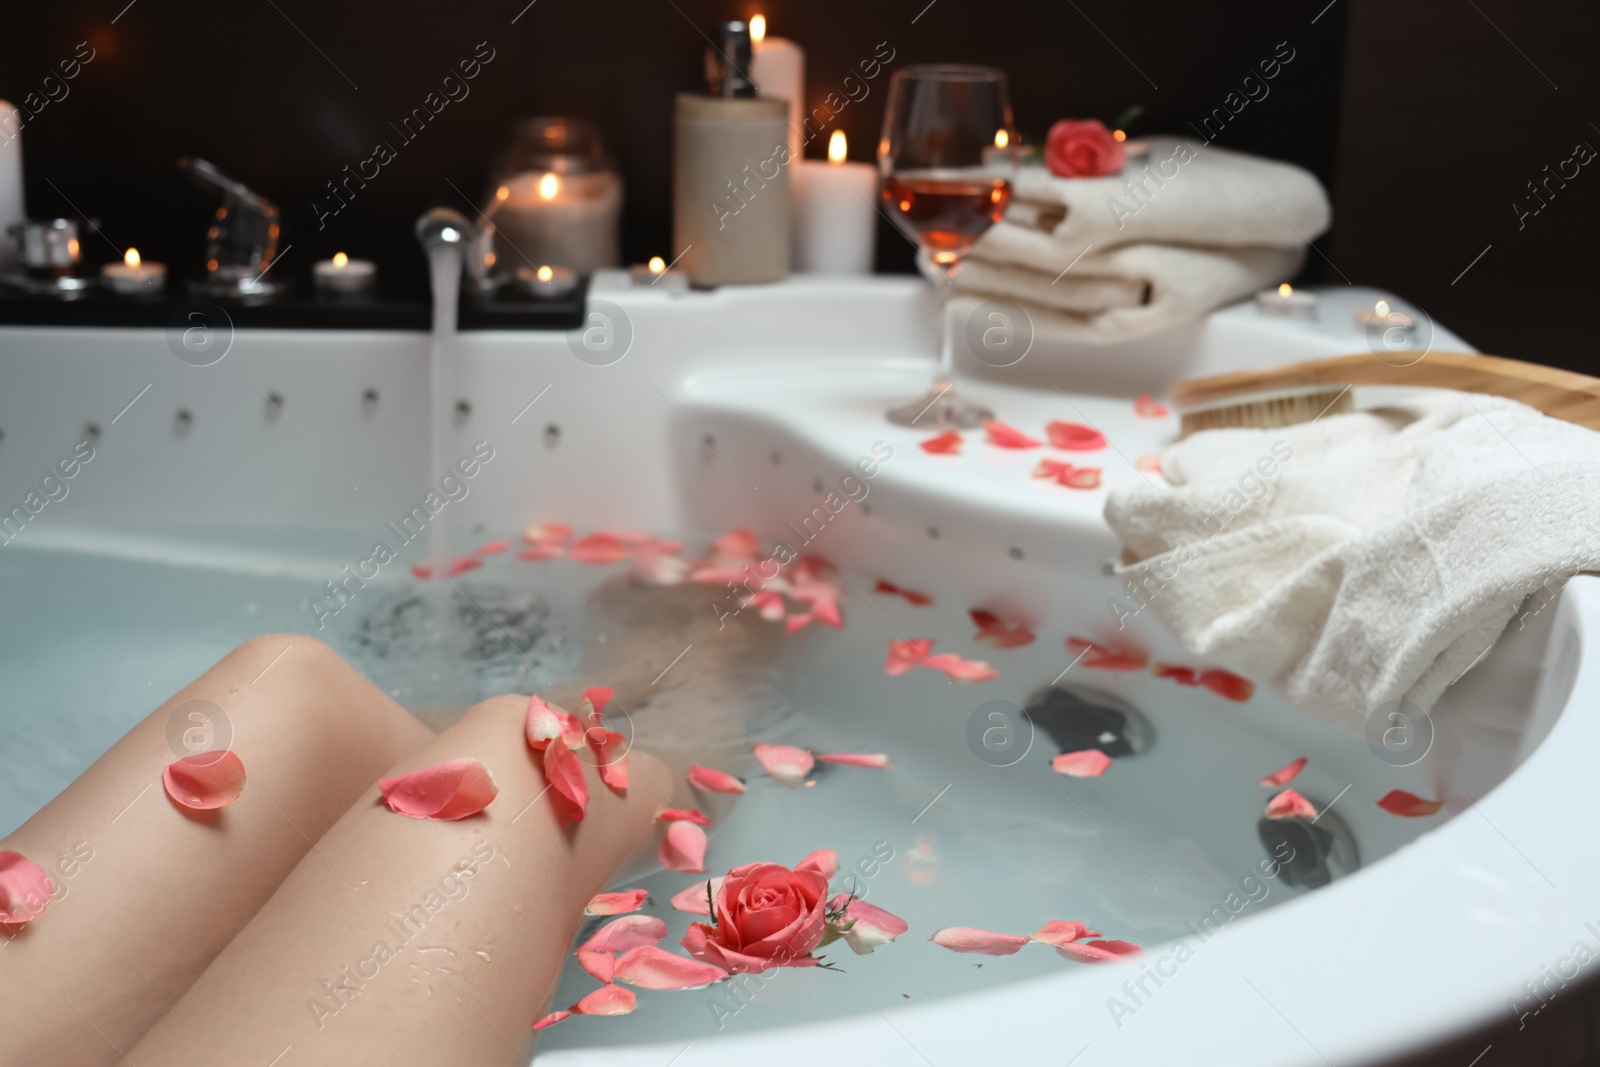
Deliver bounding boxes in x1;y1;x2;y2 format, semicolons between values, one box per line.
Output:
180;157;284;302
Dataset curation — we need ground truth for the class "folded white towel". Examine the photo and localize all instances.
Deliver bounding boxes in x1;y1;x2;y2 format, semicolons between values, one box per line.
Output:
951;241;1304;343
1103;395;1600;734
1003;136;1331;261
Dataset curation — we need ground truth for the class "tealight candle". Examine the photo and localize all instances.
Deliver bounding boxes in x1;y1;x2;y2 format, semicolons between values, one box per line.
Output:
629;256;689;291
100;248;166;297
314;252;376;296
1354;298;1416;333
516;264;578;300
749;14;805;164
1255;282;1317;318
794;131;877;274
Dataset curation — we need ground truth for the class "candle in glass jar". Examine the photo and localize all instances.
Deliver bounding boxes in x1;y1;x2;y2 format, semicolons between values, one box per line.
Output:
491;169;621;274
749;14;805;163
101;248;166;296
794;131;877;274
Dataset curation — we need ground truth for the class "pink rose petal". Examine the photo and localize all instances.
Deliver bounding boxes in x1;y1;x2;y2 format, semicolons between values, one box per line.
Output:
476;539;510;556
1200;669;1255;702
829;895;908;954
163;750;247;810
817;753;890;770
379;757;497;821
1033;457;1072;480
984;420;1041;449
1065;637;1149;671
614;945;729;990
930;927;1031;955
874;579;933;606
886;638;936;675
577;949;615;983
920;430;963;454
635;552;690;586
1051;749;1113;778
587;727;629;792
568;533;629;564
796;849;839;878
659;820;708;873
1134;453;1162;473
744;589;787;622
1377;789;1444;817
1134;394;1169;419
687;764;745;795
570;984;635;1016
1056;938;1143;963
523;522;573;544
585;889;649;916
543;740;589;822
655;807;712;825
1261;757;1308;788
1154;662;1200;685
1265;788;1317;820
1060;466;1103;490
532;1009;571;1030
786;613;813;634
446;555;483;578
752;742;814;786
0;851;54;924
669;877;723;916
970;608;1036;648
714;529;759;560
923;652;999;683
410;563;433;579
1046;420;1107;451
580;914;668;953
1030;920;1099;946
525;695;567;750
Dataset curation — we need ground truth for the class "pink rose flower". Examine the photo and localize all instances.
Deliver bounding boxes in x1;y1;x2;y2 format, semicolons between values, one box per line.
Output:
1045;119;1126;178
681;861;829;974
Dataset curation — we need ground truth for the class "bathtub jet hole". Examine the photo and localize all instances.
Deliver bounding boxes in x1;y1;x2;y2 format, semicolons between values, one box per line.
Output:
265;391;285;415
861;503;872;516
85;422;102;440
770;450;782;465
1008;544;1024;560
363;388;380;408
1024;685;1154;760
1257;808;1360;891
812;477;824;493
926;525;940;540
175;409;194;433
545;424;560;447
455;400;472;422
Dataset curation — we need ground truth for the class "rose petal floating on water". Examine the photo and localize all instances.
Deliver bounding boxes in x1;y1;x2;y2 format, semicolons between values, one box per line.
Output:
568;533;629;564
0;851;53;924
1377;789;1444;817
929;927;1031;955
523;522;573;544
1153;663;1200;685
752;743;815;786
660;821;709;873
923;652;999;683
817;753;890;770
655;807;711;825
1046;420;1108;451
983;420;1042;449
794;556;837;582
476;539;509;556
688;764;745;795
743;589;787;622
874;579;933;606
409;563;432;579
790;580;844;628
586;889;649;916
1261;757;1308;788
1265;788;1317;820
634;552;690;586
614;945;729;990
163;750;247;810
577;949;615;983
379;757;497;821
829;896;909;955
920;430;963;454
714;528;759;561
532;1009;570;1031
1029;920;1099;947
796;849;839;878
1065;637;1149;671
1051;750;1113;778
785;613;813;634
445;556;482;578
543;741;589;822
970;608;1036;649
885;639;936;675
570;984;635;1016
581;915;668;954
1134;394;1169;419
1056;938;1143;963
1199;669;1255;702
669;877;723;916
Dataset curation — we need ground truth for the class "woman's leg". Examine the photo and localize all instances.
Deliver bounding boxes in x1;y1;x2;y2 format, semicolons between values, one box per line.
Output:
128;694;672;1067
0;633;434;1065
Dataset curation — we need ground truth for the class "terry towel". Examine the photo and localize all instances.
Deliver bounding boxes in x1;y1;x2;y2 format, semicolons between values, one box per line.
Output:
1103;394;1600;734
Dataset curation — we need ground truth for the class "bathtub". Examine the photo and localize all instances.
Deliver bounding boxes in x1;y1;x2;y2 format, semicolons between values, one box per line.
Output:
1;275;1592;1066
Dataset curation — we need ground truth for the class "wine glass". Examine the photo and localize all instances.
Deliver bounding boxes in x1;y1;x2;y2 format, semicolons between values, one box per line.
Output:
879;65;1015;428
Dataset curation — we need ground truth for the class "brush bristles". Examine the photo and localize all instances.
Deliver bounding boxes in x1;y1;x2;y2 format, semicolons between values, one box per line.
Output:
1179;389;1355;437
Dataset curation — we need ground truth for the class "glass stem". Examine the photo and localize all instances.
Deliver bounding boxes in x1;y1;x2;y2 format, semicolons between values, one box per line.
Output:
933;262;958;392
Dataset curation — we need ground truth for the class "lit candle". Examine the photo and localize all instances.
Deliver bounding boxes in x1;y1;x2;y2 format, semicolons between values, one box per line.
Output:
1354;298;1416;333
1255;282;1317;318
749;14;805;164
1113;128;1150;168
516;263;578;299
629;255;689;291
314;251;376;295
793;130;877;274
492;168;621;275
100;248;166;297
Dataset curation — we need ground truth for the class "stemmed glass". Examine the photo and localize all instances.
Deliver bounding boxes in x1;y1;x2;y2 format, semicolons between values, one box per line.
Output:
879;65;1015;428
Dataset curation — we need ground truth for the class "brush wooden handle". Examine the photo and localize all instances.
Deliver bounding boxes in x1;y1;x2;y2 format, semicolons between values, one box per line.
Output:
1170;350;1600;431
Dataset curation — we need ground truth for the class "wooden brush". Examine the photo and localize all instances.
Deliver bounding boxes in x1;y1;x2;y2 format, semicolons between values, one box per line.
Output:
1168;350;1600;438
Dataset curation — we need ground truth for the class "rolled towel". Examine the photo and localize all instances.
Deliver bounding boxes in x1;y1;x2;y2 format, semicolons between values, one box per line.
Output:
1103;395;1600;734
949;241;1304;344
999;136;1331;262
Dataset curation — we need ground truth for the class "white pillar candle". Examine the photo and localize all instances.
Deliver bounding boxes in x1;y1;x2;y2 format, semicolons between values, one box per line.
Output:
794;131;877;274
749;16;804;165
101;248;166;296
0;101;23;271
314;252;376;294
492;169;621;274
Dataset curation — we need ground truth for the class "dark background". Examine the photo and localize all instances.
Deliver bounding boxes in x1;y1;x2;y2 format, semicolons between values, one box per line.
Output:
1;1;1594;369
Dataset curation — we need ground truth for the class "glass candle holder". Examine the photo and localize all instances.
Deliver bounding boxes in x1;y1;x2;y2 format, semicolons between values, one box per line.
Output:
485;118;621;276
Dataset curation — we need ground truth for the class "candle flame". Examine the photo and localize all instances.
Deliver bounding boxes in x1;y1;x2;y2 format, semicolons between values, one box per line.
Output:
749;14;766;43
1278;283;1293;297
994;129;1009;149
1375;299;1390;316
538;173;559;201
125;248;141;268
1113;129;1127;142
537;265;553;282
332;252;348;268
496;185;510;201
648;256;666;275
828;130;848;164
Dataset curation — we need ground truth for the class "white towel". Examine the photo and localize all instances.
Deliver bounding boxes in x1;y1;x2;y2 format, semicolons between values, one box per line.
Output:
1102;395;1600;734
